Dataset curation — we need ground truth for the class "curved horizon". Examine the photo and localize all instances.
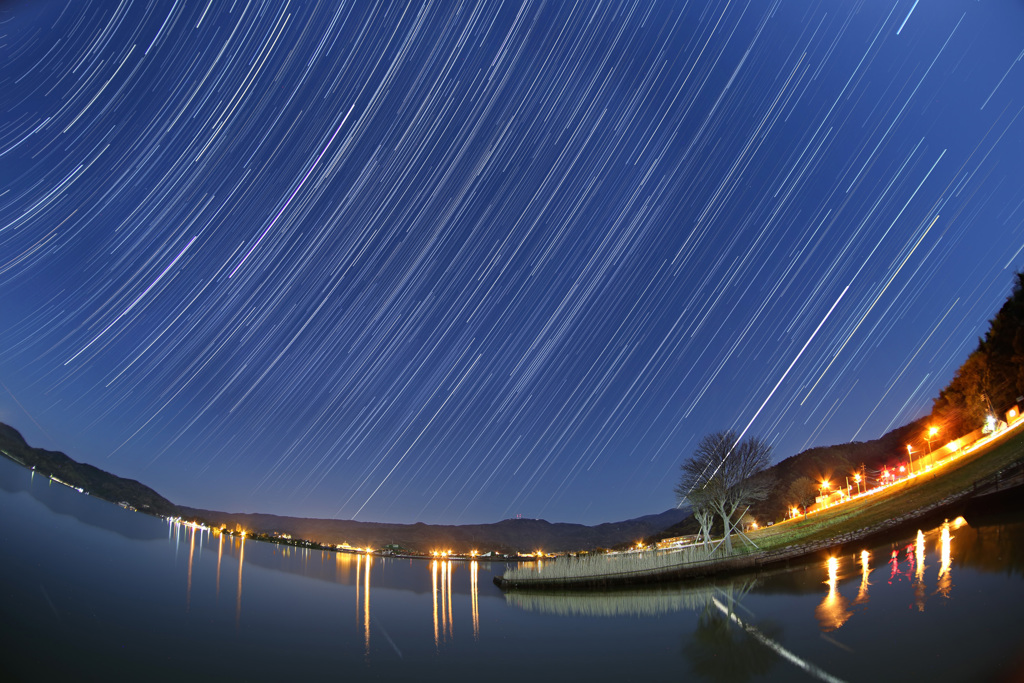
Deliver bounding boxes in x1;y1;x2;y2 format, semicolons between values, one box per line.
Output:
2;1;1023;525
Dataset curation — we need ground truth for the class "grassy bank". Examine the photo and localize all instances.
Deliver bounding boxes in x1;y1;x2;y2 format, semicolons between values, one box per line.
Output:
748;424;1024;551
498;425;1024;589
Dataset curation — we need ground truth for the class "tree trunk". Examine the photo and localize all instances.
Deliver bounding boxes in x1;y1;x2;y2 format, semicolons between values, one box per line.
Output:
717;506;733;554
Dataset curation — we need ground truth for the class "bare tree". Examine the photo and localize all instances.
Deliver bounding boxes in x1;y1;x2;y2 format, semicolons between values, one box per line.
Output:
675;431;773;554
677;480;716;548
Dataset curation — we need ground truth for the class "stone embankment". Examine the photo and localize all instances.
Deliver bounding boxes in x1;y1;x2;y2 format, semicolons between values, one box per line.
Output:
495;448;1024;590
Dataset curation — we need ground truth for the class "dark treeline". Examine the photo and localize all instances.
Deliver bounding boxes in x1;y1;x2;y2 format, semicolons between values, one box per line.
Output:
930;271;1024;437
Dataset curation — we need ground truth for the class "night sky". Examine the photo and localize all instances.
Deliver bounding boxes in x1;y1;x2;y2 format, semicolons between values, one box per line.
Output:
2;1;1024;526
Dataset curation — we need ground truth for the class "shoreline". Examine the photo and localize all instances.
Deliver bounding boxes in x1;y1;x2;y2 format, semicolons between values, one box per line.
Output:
495;429;1024;590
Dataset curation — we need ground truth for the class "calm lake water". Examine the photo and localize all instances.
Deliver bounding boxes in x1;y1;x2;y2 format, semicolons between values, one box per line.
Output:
3;456;1024;682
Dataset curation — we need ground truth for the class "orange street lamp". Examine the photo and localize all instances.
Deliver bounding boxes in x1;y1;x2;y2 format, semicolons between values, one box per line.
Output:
925;426;939;454
907;444;916;473
853;472;862;495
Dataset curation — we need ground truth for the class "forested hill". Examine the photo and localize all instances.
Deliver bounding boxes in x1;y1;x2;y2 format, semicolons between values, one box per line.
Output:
0;422;179;517
931;271;1024;437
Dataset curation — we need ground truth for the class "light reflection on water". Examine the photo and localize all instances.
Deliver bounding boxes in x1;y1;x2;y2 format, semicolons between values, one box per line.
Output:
815;556;851;632
853;549;870;605
5;455;1024;682
813;517;966;633
168;519;491;653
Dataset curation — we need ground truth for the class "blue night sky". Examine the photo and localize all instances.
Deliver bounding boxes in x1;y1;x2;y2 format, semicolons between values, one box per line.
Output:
2;1;1023;525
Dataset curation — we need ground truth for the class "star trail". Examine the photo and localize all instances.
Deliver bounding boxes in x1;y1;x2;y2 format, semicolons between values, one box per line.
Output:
2;1;1023;525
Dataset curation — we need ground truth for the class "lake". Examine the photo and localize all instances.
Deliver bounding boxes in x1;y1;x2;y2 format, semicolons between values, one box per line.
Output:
2;455;1023;682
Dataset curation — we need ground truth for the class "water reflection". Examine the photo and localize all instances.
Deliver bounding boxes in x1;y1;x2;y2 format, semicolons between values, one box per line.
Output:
431;559;439;646
815;516;970;632
683;580;781;683
914;530;926;611
505;581;729;617
8;452;1024;682
853;550;871;605
509;577;845;683
471;560;479;640
186;524;196;611
160;505;1002;676
815;556;852;632
236;534;245;626
431;559;456;647
216;531;223;598
937;520;953;597
355;554;372;656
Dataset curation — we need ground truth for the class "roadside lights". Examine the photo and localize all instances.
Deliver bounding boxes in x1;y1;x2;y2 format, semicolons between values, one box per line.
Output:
854;473;861;494
907;444;916;473
925;426;940;453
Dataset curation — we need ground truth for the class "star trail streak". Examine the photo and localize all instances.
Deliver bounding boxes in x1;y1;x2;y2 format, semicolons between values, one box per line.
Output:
2;1;1023;525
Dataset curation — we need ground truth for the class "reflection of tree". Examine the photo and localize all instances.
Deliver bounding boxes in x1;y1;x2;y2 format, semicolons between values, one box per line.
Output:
683;607;781;683
507;573;847;683
684;589;778;679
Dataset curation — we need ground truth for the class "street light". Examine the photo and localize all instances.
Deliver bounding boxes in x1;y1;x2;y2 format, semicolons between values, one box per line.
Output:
854;472;862;495
925;426;939;454
907;444;915;473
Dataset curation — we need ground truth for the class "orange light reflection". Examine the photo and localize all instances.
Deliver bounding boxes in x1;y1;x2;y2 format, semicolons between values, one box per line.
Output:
815;556;852;632
431;560;439;648
854;550;870;605
235;534;246;627
470;560;479;640
937;521;953;598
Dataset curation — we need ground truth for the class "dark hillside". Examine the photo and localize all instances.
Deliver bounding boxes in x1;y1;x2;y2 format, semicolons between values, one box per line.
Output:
178;506;690;554
0;420;688;552
0;423;179;517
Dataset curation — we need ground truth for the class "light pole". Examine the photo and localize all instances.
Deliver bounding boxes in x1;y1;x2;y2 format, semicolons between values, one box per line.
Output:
907;444;915;474
854;472;862;495
925;426;939;454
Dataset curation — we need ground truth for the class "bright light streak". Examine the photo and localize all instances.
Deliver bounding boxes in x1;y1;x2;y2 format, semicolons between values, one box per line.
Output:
896;0;919;35
230;105;354;278
65;235;199;365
